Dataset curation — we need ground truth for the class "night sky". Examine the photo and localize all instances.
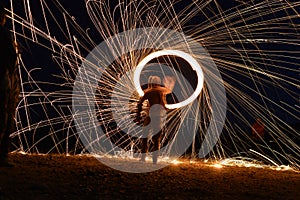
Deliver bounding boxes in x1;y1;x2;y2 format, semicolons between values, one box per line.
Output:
12;1;298;117
2;0;299;156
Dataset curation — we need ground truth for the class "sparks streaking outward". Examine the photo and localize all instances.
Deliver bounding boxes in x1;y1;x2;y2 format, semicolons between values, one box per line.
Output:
5;0;300;171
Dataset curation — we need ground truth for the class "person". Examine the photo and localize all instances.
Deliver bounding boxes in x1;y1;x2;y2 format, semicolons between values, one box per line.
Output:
251;118;265;141
136;76;175;164
0;6;20;167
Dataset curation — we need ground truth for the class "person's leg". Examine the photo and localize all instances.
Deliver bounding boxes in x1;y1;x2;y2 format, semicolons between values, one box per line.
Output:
152;132;162;164
0;113;11;166
152;124;162;164
0;87;8;163
0;90;18;166
140;117;150;161
0;129;9;163
151;117;163;164
0;110;15;164
0;110;8;148
5;113;15;150
140;138;148;161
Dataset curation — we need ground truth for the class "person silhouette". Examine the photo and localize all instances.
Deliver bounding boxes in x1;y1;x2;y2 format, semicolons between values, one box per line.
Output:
251;118;265;142
136;76;175;164
0;6;20;167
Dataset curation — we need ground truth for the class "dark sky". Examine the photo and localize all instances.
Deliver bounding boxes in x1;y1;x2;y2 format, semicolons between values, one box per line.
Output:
5;0;299;127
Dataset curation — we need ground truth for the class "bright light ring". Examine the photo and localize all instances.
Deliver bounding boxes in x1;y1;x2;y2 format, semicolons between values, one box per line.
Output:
134;49;204;109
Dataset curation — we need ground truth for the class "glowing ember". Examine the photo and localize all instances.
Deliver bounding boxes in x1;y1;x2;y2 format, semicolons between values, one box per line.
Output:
171;159;183;165
212;163;223;169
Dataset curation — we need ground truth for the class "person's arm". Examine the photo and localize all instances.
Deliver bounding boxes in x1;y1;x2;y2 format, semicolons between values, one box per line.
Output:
163;76;176;92
136;94;147;122
0;27;17;74
162;87;172;95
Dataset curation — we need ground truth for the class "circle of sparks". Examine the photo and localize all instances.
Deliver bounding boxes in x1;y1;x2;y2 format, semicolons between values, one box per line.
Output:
134;49;204;109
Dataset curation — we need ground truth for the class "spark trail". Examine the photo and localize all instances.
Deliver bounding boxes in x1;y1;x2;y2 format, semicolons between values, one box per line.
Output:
7;0;300;170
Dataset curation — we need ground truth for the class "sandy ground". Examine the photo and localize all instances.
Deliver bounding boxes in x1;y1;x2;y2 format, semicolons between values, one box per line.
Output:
0;153;300;200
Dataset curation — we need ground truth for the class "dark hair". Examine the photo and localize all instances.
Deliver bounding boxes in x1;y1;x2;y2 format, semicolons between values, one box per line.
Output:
0;9;4;19
0;5;4;14
0;5;8;16
0;5;6;24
